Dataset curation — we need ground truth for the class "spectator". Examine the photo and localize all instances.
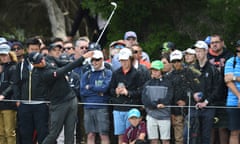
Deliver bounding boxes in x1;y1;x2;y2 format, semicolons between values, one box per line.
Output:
124;31;150;62
73;36;90;144
47;43;62;59
132;44;151;69
169;50;200;144
160;53;173;76
14;37;49;144
80;50;112;144
10;41;25;61
63;41;75;57
110;40;126;71
28;51;93;144
224;40;240;144
207;34;233;144
109;48;144;144
185;40;220;144
0;43;18;144
142;60;173;144
131;44;151;83
122;108;147;144
183;48;196;67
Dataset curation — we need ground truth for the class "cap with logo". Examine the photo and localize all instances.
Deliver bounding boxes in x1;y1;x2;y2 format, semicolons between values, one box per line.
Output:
92;50;104;59
118;48;132;60
170;50;183;62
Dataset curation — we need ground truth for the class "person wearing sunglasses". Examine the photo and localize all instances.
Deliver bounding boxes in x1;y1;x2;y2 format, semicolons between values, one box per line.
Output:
80;50;112;144
168;50;201;144
63;41;75;57
11;41;25;61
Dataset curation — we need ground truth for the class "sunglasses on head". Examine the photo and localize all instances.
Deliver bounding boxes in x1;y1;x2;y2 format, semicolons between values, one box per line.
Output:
91;58;102;62
63;47;74;51
11;47;23;51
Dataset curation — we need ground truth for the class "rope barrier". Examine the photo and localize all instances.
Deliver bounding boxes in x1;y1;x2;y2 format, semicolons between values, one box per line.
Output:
1;99;239;109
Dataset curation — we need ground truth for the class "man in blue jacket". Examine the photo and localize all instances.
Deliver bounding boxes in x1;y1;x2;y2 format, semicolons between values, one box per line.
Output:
80;50;112;144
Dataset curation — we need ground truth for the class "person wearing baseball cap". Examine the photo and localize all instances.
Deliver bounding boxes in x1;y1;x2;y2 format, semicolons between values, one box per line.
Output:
184;48;196;67
109;47;145;144
189;40;221;144
122;108;147;144
0;43;18;144
142;60;173;144
169;49;201;144
124;31;150;62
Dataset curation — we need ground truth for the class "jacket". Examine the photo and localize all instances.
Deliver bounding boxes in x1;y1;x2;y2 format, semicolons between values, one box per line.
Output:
39;56;86;105
167;67;200;115
142;78;173;120
14;55;46;101
80;67;112;109
193;61;221;106
109;66;144;111
0;62;17;110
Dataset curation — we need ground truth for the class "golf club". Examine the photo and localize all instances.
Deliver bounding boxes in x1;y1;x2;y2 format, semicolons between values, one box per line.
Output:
96;2;117;44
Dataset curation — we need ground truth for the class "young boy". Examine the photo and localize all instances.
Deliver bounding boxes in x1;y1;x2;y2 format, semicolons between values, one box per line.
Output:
122;108;147;144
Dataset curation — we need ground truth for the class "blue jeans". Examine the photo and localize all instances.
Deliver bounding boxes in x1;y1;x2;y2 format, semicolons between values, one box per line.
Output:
18;103;49;144
184;108;215;144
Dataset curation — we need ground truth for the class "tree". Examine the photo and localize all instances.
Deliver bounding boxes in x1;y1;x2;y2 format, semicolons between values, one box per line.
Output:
41;0;66;39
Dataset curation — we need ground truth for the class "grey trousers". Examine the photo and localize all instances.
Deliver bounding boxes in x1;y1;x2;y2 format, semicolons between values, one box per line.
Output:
42;97;78;144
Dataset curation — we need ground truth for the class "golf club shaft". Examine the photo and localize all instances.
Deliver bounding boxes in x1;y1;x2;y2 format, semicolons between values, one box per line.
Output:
96;2;117;44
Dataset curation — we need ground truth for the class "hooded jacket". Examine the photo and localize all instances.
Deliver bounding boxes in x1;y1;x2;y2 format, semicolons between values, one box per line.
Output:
80;64;112;109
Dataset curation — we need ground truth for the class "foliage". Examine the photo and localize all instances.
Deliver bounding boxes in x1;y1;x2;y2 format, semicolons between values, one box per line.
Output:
1;0;240;58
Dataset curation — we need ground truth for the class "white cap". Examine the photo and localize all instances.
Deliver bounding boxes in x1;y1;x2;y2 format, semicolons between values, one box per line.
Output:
0;44;10;55
185;48;196;55
118;48;132;60
194;40;208;50
92;50;103;59
170;50;183;62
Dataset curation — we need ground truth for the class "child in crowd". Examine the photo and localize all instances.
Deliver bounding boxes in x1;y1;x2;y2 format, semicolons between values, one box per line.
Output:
122;108;147;144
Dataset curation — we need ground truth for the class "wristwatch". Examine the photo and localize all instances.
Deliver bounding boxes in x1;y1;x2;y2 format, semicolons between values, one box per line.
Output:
233;76;237;81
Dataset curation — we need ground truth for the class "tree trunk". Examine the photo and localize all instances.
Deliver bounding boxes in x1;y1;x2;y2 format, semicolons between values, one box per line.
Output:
41;0;66;39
